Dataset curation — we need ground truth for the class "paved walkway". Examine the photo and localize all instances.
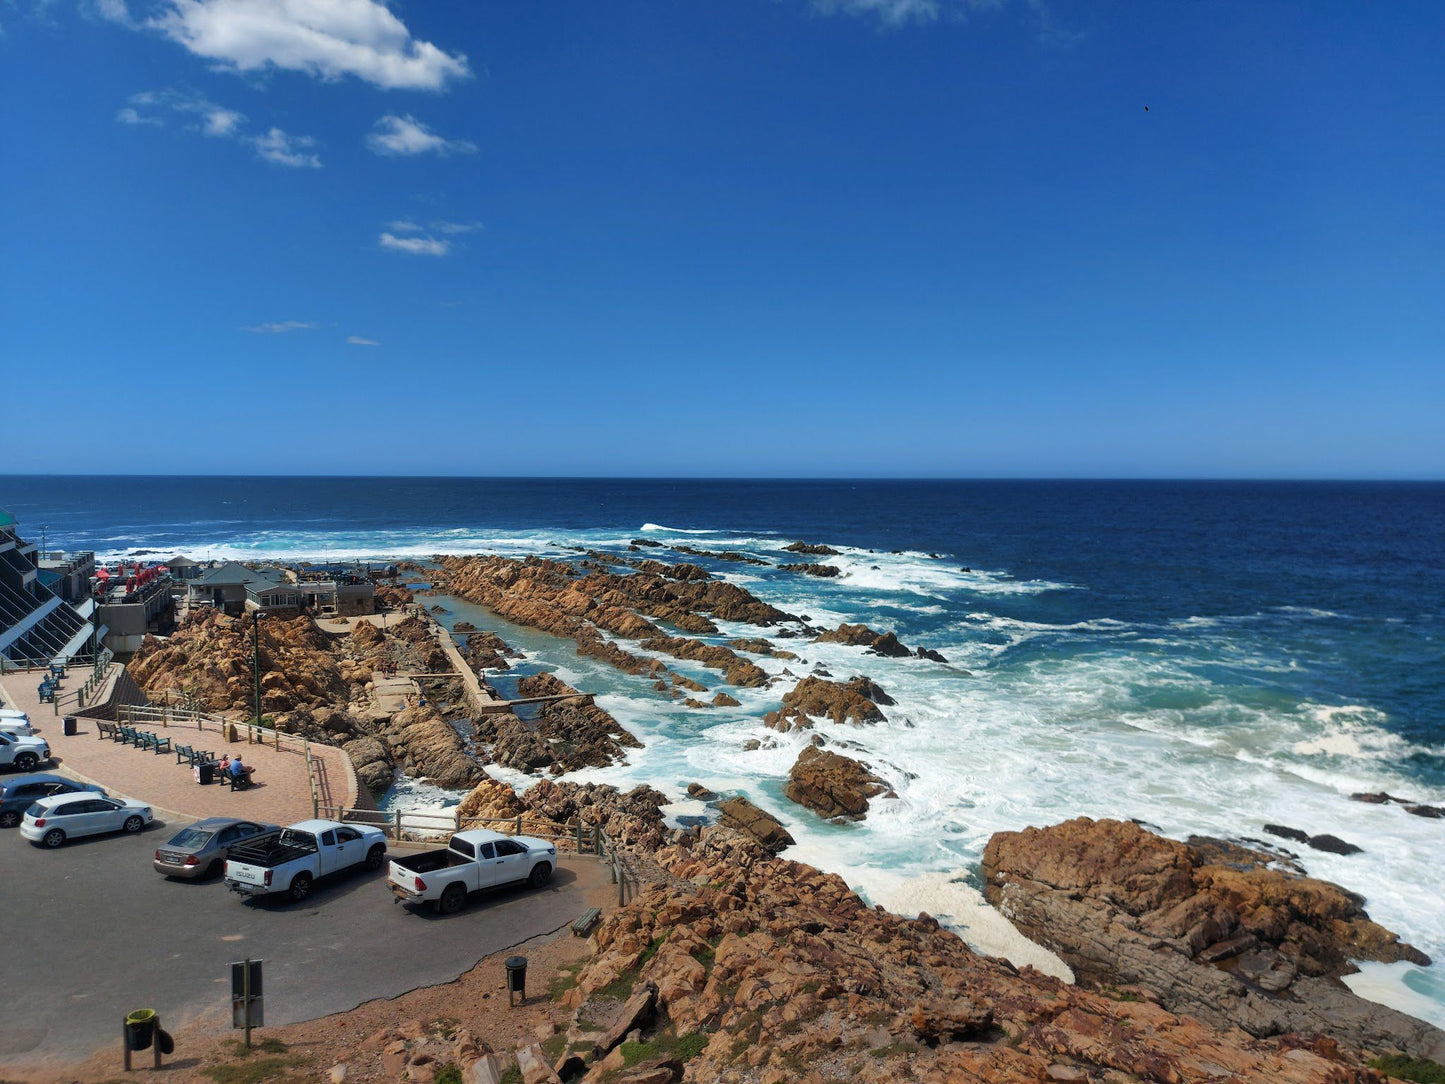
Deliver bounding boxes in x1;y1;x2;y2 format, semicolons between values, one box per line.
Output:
0;672;358;823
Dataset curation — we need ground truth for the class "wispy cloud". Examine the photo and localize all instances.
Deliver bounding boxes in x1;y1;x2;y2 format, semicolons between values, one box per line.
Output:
379;232;450;256
116;88;322;166
250;127;321;168
366;114;476;157
388;218;482;236
346;335;381;346
144;0;470;90
808;0;1068;36
241;320;316;333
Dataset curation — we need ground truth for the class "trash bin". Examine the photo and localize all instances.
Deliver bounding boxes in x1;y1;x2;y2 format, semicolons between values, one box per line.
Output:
63;716;77;737
125;1009;157;1051
505;955;527;1005
195;762;215;786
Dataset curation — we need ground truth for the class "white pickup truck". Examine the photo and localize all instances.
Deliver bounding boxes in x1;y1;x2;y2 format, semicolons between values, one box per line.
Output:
388;829;556;914
225;818;387;901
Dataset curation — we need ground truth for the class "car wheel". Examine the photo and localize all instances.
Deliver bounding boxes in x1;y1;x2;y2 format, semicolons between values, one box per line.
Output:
529;861;553;888
42;828;66;848
123;815;145;833
0;810;19;829
15;753;38;771
438;883;466;915
365;844;385;871
288;872;312;901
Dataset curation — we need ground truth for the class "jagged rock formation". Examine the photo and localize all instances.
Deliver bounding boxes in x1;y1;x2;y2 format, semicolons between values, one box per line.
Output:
567;826;1385;1084
784;745;895;821
814;621;948;662
461;629;518;671
982;817;1445;1060
780;562;842;577
715;796;795;853
764;675;892;731
784;541;841;556
472;672;641;775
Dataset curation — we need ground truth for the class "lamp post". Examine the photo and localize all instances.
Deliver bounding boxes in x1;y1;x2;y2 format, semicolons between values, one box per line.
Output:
252;613;265;728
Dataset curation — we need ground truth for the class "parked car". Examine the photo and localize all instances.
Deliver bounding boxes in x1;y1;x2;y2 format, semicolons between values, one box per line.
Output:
0;731;51;772
0;709;36;735
388;829;556;914
225;819;387;901
20;792;153;847
154;818;281;879
0;774;106;828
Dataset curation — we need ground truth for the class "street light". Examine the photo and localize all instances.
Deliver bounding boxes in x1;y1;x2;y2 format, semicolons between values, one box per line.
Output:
252;613;266;728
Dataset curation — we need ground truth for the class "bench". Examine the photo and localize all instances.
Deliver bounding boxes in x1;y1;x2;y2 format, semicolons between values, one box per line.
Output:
118;725;138;745
38;682;57;703
225;772;253;791
175;744;216;767
97;721;118;741
148;734;173;756
571;907;602;937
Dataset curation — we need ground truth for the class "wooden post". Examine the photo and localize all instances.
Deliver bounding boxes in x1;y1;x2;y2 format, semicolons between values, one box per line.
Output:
515;814;522;836
394;808;402;840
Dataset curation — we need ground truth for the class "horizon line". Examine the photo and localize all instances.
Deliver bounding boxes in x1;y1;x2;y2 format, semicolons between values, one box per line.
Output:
2;473;1444;484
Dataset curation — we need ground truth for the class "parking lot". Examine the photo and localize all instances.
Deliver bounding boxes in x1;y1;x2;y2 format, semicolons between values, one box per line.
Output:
0;817;609;1073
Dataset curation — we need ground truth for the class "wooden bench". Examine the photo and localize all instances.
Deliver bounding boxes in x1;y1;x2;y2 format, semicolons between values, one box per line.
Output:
225;771;253;791
148;734;173;756
118;726;139;745
571;907;602;937
175;744;216;767
97;721;119;741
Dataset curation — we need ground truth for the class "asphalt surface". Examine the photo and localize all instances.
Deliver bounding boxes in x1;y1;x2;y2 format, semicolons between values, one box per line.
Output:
0;818;605;1071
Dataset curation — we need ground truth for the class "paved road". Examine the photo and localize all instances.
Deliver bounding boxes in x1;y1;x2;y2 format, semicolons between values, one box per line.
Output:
0;819;607;1072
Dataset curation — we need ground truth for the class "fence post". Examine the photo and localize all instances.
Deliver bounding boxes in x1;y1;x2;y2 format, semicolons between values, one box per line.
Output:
394;808;402;840
575;821;582;852
515;814;522;836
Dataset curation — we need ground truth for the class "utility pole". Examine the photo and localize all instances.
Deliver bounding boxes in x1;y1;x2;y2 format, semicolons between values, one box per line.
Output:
252;614;264;727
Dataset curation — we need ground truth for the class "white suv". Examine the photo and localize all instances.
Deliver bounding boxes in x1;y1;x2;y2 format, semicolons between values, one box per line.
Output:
21;793;153;847
0;731;51;773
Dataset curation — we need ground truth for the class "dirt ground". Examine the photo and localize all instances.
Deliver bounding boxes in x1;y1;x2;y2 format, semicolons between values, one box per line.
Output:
9;929;597;1084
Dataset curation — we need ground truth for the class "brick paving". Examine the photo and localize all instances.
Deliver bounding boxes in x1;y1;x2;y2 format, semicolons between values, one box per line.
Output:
0;669;358;823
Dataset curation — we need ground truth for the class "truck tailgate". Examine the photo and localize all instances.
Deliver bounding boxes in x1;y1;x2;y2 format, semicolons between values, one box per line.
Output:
226;860;270;889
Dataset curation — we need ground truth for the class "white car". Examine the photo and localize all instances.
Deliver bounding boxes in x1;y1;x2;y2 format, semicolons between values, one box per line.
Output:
0;732;51;772
21;792;153;847
0;709;34;735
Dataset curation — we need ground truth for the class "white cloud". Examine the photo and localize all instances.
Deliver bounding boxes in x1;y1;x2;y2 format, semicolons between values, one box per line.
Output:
147;0;470;90
241;320;316;333
346;335;380;346
97;0;134;25
430;219;482;235
366;114;476;157
811;0;941;22
250;127;321;168
116;105;163;126
388;217;480;235
378;232;449;256
202;106;244;137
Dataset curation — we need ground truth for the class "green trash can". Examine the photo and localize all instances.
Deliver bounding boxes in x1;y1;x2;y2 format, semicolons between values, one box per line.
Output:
125;1009;157;1051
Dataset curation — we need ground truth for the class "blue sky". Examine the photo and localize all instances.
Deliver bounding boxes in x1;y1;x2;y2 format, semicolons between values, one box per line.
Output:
2;0;1441;478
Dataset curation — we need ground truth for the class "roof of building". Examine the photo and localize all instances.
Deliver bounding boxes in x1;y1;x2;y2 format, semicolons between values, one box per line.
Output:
167;555;200;567
192;561;265;587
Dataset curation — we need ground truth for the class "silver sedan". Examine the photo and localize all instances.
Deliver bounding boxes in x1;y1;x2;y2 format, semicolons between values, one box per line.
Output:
154;818;281;880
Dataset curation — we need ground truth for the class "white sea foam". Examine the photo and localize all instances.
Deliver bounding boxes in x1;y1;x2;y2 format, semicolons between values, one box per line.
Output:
1343;962;1445;1030
640;523;718;535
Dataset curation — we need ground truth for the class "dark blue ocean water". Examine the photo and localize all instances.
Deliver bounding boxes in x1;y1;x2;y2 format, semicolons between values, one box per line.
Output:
5;475;1444;1013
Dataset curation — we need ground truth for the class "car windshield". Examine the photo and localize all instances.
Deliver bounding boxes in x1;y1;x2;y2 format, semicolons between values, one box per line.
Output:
167;828;213;849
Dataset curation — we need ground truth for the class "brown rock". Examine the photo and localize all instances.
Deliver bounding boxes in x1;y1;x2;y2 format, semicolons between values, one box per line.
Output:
716;797;794;853
765;675;891;731
910;996;993;1042
784;746;894;821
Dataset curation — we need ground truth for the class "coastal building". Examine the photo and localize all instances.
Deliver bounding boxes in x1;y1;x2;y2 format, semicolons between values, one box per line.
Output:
294;567;377;616
187;561;263;615
0;509;102;668
166;555;203;580
38;549;96;603
94;564;176;654
243;568;303;616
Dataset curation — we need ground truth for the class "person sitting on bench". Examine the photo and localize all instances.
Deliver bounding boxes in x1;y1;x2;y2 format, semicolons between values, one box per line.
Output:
228;755;255;786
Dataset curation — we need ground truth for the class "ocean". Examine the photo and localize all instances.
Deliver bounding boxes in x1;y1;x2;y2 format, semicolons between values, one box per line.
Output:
6;476;1444;1021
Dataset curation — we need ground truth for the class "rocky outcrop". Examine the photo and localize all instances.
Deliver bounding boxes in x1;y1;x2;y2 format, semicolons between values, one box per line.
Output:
726;637;798;660
715;796;794;853
784;745;895;821
473;672;641;776
567;827;1385;1084
462;630;517;671
779;562;841;577
434;555;789;693
383;704;484;789
815;621;949;663
784;541;841;556
982;817;1444;1059
763;675;892;731
455;777;670;853
670;544;769;566
129;609;348;718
